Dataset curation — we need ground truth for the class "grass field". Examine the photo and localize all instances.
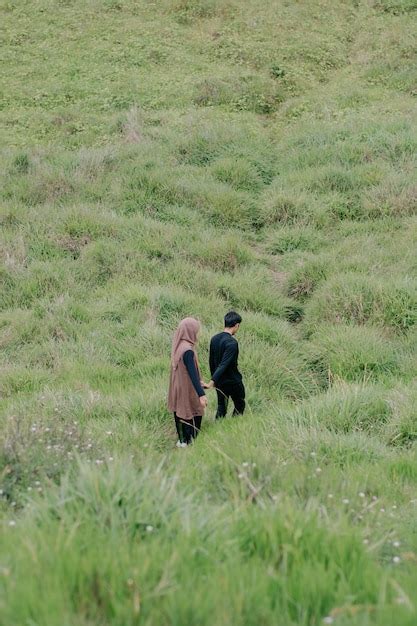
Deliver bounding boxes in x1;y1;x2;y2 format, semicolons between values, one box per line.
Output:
1;0;417;624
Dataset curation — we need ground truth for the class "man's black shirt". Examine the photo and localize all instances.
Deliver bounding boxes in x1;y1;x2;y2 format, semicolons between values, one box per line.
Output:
209;332;242;387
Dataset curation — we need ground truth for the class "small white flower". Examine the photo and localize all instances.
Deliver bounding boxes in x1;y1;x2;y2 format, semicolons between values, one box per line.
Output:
109;457;114;462
327;494;333;499
252;463;256;467
323;617;334;624
372;495;378;501
27;487;32;491
380;508;385;513
11;502;16;507
393;541;401;548
146;525;153;532
363;539;369;545
393;556;401;564
358;492;365;498
282;461;287;466
342;498;349;504
8;520;16;527
45;427;50;432
242;462;249;467
310;452;317;457
238;473;245;479
316;467;322;473
106;431;113;436
392;505;397;510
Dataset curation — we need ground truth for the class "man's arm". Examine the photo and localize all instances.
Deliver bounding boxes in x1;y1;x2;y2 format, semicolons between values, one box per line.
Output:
211;342;237;386
209;339;215;376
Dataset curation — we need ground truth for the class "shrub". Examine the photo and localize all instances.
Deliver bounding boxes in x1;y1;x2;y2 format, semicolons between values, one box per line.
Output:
363;178;417;219
291;384;391;436
305;273;417;333
12;153;30;174
285;258;328;301
384;386;417;446
374;0;417;14
211;157;263;192
0;367;50;398
311;324;399;383
193;74;285;114
79;240;119;286
164;0;232;21
388;458;417;483
190;231;253;271
267;226;322;255
240;313;299;350
0;412;101;506
216;268;290;317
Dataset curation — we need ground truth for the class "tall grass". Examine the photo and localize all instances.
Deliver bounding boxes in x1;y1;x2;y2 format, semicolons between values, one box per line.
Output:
1;0;417;624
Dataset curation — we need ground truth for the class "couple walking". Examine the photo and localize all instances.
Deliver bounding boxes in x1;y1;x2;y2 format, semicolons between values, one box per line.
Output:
168;311;245;447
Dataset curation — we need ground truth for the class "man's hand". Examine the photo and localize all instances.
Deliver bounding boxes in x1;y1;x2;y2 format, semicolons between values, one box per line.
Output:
206;380;215;390
200;395;208;408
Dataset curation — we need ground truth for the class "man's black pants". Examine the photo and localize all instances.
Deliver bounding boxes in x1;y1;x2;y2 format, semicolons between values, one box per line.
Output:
215;381;245;418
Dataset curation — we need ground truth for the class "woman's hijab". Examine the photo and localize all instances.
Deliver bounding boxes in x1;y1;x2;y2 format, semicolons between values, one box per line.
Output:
171;317;200;369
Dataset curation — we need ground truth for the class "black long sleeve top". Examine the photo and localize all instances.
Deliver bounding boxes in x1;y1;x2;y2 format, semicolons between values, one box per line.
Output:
183;350;205;397
209;332;242;386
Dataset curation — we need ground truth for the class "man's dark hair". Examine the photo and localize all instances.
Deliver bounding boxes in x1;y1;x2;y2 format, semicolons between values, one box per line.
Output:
224;311;242;328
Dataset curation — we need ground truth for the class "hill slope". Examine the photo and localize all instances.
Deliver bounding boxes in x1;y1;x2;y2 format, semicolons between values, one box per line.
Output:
1;1;417;624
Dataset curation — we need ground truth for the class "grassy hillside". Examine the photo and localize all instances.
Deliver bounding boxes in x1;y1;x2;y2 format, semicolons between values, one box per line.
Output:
1;0;417;624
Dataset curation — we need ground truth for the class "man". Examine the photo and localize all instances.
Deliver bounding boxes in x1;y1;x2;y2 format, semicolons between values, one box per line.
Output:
207;311;245;418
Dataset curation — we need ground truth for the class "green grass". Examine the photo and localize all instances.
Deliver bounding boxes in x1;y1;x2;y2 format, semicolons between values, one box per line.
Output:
1;0;417;624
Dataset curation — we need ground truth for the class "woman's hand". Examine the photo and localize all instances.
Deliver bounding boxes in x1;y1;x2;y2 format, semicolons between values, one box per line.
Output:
199;395;208;408
201;380;214;390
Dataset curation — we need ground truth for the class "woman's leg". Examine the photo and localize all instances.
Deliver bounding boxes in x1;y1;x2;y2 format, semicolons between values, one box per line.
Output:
176;416;202;445
174;413;184;443
182;419;194;445
188;416;202;442
193;416;202;438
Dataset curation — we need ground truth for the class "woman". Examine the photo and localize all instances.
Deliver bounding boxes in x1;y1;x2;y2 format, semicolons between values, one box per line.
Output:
168;317;208;447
